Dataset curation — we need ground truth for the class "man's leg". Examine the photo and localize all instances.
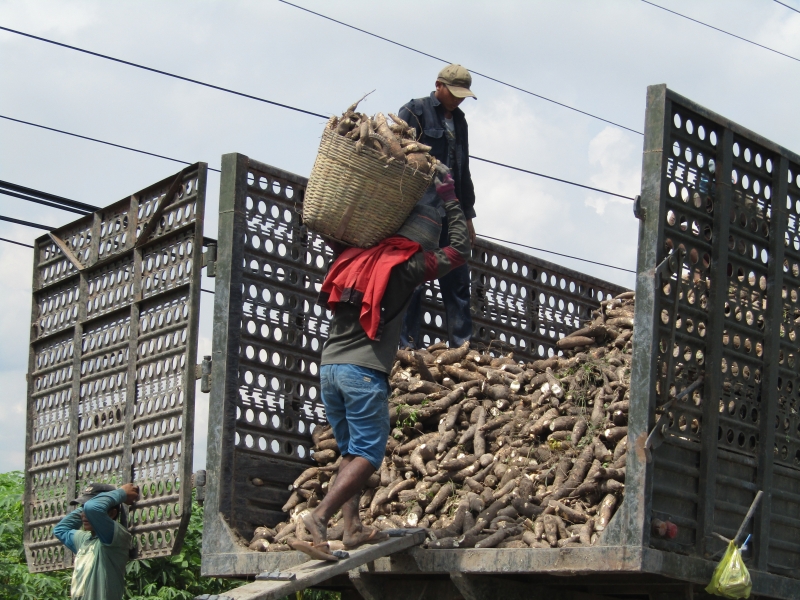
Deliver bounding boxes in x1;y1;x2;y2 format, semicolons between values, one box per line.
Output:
306;365;390;546
307;365;352;545
304;455;374;545
399;285;425;349
438;263;473;347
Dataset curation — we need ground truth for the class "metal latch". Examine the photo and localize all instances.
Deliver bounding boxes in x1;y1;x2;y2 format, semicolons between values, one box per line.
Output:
195;356;212;393
192;470;206;506
202;239;217;277
633;194;645;220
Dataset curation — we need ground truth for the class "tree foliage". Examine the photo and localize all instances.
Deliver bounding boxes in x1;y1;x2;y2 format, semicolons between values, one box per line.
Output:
0;471;338;600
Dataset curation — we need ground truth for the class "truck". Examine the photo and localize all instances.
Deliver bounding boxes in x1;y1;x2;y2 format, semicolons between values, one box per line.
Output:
23;85;800;599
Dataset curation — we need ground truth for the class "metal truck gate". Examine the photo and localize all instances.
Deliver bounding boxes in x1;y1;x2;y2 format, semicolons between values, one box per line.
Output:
614;84;800;583
24;165;207;571
202;152;626;574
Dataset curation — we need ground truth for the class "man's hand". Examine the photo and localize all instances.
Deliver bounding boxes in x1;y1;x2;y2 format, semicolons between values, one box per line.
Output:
467;219;476;245
120;483;140;505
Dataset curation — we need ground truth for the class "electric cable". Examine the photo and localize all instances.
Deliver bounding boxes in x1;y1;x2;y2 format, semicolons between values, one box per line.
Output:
0;113;634;200
0;25;330;121
0;237;216;293
0;114;222;173
479;234;635;273
0;24;644;187
0;214;55;230
0;179;98;212
0;188;90;215
641;0;800;63
774;0;800;15
0;236;34;249
276;0;643;135
470;156;634;200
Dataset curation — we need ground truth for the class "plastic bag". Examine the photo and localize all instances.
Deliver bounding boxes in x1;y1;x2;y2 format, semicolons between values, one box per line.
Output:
705;541;752;599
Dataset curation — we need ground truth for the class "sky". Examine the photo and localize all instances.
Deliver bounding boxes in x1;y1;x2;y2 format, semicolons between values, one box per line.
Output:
1;0;799;474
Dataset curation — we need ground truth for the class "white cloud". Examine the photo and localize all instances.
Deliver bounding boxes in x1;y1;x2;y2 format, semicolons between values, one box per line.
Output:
585;126;641;215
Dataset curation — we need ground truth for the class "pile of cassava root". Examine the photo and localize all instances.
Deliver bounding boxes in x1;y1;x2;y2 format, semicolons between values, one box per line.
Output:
248;291;635;553
328;94;442;175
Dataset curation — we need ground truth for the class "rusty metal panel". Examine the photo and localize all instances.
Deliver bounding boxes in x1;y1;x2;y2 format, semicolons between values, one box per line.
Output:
24;164;206;572
202;153;627;575
633;85;800;581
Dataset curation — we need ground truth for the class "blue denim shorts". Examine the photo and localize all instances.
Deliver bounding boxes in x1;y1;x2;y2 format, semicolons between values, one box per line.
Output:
319;364;390;470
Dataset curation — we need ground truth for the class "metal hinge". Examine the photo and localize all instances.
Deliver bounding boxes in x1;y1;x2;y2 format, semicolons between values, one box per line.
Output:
202;239;217;277
633;194;645;220
192;469;206;506
195;355;212;393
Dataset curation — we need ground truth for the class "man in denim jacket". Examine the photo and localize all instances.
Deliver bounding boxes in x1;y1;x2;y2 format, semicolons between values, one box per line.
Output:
398;63;477;349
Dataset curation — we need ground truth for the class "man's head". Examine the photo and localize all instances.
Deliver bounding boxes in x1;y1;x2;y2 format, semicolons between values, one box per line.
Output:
435;64;476;111
71;483;125;531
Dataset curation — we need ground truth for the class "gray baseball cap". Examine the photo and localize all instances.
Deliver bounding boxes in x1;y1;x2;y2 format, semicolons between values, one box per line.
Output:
437;64;476;99
71;482;118;505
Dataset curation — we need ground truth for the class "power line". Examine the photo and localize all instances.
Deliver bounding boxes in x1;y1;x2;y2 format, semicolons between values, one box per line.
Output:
480;234;635;274
0;114;221;173
276;0;643;135
0;28;638;198
641;0;800;63
0;236;34;249
0;179;98;212
0;238;216;294
0;188;89;215
0;214;55;230
471;156;633;200
0;25;330;121
1;112;636;200
774;0;800;14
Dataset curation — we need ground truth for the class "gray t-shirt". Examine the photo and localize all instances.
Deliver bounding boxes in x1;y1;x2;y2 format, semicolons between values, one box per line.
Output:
444;116;456;168
320;200;470;373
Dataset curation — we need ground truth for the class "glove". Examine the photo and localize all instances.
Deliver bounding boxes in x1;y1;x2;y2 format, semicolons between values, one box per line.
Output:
434;173;457;203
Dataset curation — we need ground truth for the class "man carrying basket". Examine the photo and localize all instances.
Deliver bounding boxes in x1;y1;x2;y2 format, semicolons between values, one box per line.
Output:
295;169;469;558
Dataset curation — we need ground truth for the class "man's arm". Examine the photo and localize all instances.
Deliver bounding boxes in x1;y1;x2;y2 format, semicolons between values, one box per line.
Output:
421;198;470;282
459;120;477;220
82;489;128;545
54;507;84;554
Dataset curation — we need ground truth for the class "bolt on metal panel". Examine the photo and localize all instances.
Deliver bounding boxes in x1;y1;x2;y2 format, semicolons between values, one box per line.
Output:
24;164;206;572
202;153;627;574
632;85;799;580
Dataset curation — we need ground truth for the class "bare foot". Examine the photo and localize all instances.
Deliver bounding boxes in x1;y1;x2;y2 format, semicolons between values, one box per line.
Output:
343;524;389;549
302;511;328;546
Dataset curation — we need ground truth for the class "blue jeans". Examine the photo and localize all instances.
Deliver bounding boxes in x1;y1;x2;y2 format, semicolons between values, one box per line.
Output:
400;262;472;349
319;364;390;470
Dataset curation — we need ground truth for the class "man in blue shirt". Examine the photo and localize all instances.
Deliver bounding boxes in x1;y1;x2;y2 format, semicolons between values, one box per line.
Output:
54;482;139;600
398;64;478;349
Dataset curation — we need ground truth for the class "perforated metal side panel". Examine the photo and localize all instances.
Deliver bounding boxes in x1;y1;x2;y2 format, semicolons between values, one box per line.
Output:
419;241;626;359
204;153;627;552
24;165;206;572
634;85;800;578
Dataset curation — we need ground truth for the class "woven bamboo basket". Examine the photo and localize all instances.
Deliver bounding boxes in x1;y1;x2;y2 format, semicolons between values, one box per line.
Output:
303;119;432;248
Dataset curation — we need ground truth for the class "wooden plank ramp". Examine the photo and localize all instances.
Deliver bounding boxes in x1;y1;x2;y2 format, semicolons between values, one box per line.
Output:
196;529;427;600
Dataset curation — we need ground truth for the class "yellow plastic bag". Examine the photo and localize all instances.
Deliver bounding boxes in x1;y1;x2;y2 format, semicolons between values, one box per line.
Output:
705;541;752;599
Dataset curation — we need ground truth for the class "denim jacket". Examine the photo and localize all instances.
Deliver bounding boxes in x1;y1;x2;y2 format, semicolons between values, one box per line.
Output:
398;92;476;220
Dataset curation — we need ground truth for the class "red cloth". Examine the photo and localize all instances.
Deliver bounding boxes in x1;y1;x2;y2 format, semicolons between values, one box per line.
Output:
320;236;421;340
